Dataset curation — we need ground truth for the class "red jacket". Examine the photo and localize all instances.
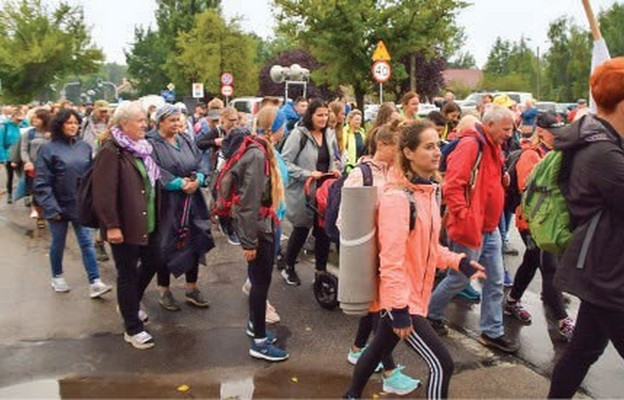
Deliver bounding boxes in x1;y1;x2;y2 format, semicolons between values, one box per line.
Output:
443;125;505;248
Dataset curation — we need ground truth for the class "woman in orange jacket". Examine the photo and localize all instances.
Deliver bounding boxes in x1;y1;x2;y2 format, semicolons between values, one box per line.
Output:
344;121;485;399
504;112;575;340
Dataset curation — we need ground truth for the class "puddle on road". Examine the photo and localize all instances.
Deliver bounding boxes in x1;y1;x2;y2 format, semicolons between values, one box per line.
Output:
0;369;376;399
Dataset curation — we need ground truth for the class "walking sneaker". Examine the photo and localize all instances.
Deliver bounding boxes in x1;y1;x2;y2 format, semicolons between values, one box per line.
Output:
159;290;181;311
242;279;251;296
227;231;241;246
89;279;112;299
281;267;301;286
478;333;519;353
245;321;277;344
30;209;38;219
275;252;286;270
503;268;514;288
51;276;70;293
95;242;110;262
427;318;448;337
266;301;281;324
456;284;481;302
249;338;289;362
124;331;155;350
558;317;575;342
382;366;422;396
185;288;209;308
347;346;382;372
138;309;149;324
504;300;532;324
503;242;520;256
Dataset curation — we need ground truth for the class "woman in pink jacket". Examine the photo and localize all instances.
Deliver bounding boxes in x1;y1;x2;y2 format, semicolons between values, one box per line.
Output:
345;121;485;399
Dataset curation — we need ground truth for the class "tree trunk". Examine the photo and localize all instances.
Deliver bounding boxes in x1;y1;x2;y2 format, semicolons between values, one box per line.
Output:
409;54;417;93
355;85;365;112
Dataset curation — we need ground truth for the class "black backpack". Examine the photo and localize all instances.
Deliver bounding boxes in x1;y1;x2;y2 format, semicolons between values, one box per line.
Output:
76;147;120;228
504;148;524;213
324;162;374;243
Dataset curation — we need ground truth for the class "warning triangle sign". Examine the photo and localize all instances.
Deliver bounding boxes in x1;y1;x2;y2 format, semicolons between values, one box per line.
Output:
372;40;391;61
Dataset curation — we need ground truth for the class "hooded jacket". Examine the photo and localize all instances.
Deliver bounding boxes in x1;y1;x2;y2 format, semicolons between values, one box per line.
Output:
377;173;463;317
553;115;624;312
443;125;505;249
282;126;339;227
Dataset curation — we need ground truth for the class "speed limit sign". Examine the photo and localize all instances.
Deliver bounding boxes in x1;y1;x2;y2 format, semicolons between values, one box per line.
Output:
371;61;391;83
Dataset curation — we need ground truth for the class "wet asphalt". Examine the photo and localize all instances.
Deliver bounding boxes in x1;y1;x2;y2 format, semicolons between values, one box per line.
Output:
0;188;622;398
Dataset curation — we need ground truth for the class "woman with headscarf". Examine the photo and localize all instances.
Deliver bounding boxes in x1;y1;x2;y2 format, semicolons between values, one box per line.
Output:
92;101;163;350
148;104;214;311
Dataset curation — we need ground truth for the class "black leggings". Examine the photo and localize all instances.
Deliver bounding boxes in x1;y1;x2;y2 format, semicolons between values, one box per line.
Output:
248;237;275;339
285;224;330;271
110;234;161;335
157;258;199;287
548;300;624;398
353;312;396;371
509;232;567;320
346;313;454;399
5;162;14;195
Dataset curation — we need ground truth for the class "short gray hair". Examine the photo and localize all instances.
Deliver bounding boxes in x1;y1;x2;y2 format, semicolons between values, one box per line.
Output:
482;105;514;123
111;101;145;126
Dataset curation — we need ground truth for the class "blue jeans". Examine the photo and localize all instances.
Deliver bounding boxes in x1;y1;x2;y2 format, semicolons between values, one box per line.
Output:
428;229;505;338
49;220;100;283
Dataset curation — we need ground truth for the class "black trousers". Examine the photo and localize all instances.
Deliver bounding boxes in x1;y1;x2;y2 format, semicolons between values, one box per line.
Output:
4;162;14;195
285;223;330;271
248;237;275;339
548;300;624;398
346;314;454;399
157;258;199;287
353;312;396;371
110;234;162;335
509;231;567;320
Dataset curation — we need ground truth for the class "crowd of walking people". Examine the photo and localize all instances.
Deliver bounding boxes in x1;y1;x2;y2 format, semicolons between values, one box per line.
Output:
0;56;623;399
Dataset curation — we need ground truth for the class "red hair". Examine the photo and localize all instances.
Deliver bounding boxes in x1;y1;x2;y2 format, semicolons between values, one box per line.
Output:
590;57;624;113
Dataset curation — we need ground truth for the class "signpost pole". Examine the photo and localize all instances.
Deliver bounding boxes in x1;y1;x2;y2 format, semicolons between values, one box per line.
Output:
379;83;383;104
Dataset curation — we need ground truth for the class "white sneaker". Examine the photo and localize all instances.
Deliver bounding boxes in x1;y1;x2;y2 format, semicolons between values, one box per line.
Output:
89;279;112;298
242;279;251;296
123;331;155;349
30;209;38;219
266;301;281;324
138;309;149;324
51;276;70;292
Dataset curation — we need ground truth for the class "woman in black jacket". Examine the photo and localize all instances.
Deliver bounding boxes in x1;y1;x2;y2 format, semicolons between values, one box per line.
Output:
548;57;624;398
34;109;112;298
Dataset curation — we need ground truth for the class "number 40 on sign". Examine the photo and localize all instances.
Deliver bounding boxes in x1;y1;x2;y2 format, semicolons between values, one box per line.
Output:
371;61;391;83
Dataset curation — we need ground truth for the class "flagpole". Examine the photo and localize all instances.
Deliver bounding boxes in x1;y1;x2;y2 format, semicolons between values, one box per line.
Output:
582;0;602;41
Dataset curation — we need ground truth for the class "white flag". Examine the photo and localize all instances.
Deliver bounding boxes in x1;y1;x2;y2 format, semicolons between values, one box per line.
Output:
589;38;611;113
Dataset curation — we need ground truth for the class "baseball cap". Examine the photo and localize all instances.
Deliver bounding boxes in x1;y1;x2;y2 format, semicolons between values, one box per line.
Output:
492;94;516;108
577;98;588;105
536;112;565;134
94;100;109;110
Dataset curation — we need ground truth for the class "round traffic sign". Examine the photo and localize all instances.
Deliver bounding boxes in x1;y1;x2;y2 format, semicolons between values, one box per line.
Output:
221;72;234;86
221;84;234;97
371;61;391;83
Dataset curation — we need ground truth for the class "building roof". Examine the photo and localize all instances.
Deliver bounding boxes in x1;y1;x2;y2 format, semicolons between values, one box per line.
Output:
443;69;483;89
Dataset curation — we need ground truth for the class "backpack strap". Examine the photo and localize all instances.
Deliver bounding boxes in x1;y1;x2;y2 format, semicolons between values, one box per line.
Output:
359;162;373;186
468;136;484;189
404;190;417;231
294;130;308;163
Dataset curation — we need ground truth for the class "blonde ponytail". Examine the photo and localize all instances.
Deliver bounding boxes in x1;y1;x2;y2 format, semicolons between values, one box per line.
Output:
254;106;285;210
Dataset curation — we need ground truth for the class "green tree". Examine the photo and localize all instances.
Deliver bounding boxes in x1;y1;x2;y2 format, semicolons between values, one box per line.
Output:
0;0;103;103
447;51;477;69
482;36;537;95
125;27;170;96
599;3;624;57
542;17;591;102
168;9;259;96
273;0;466;109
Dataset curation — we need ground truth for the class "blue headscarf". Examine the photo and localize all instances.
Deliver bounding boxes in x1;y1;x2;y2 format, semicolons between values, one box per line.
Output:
257;109;287;136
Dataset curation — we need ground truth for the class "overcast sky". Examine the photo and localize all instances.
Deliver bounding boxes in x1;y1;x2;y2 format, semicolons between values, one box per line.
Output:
59;0;621;67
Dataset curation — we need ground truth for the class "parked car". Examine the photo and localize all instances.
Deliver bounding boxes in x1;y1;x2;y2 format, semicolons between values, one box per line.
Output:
536;101;557;113
230;97;263;128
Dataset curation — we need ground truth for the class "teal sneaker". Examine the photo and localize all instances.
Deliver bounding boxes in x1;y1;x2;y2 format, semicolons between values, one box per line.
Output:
457;283;481;302
347;347;382;372
382;365;422;396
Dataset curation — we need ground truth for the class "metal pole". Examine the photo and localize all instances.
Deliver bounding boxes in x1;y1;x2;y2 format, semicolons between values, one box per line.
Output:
536;46;541;100
379;83;383;104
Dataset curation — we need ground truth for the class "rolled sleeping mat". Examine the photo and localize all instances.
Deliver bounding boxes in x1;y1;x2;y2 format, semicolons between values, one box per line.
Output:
338;186;378;315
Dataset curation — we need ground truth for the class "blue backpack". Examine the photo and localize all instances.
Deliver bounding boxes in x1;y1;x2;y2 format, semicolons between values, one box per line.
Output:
324;163;373;243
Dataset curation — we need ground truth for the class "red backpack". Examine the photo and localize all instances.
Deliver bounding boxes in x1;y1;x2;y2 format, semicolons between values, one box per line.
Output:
304;174;338;228
213;135;278;224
